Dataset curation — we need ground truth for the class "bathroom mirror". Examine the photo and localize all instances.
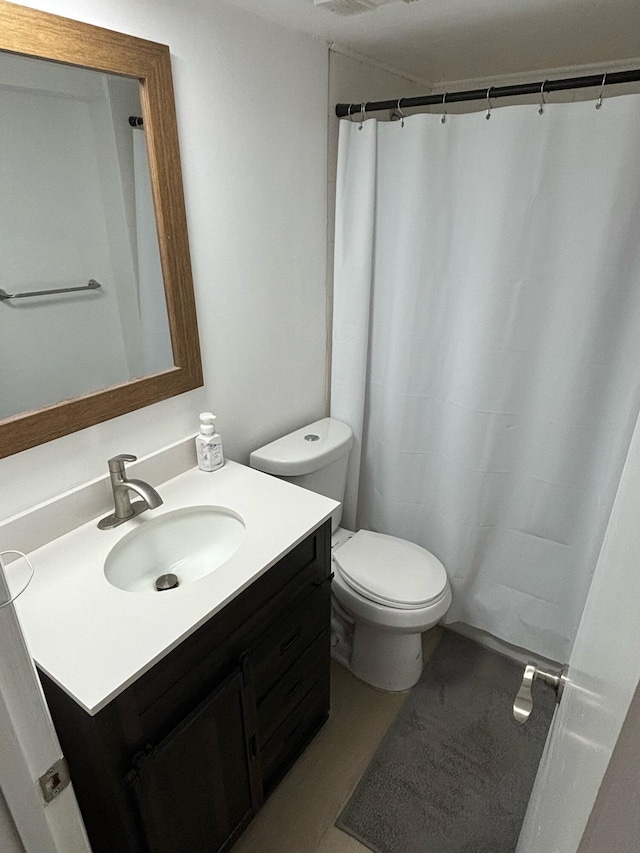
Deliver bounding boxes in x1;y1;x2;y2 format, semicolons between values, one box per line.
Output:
0;2;203;458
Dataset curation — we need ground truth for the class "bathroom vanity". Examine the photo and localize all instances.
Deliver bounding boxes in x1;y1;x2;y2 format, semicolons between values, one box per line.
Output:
13;460;338;853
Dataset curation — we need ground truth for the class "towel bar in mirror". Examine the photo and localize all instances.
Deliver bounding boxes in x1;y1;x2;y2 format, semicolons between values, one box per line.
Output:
0;280;102;301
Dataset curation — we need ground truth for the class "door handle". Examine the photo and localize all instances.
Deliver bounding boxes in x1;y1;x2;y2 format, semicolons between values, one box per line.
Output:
513;663;567;724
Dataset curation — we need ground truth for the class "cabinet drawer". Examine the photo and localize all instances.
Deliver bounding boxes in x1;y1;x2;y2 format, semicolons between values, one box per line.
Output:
261;669;330;795
258;630;329;745
251;581;330;702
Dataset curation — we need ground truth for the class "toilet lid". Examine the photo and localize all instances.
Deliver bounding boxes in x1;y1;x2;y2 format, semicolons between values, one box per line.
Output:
332;530;448;609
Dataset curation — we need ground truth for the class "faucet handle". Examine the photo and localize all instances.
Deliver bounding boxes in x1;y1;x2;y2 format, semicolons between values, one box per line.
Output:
107;454;137;473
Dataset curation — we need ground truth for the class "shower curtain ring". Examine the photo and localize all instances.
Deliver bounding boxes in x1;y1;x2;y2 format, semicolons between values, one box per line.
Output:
538;81;547;115
397;98;406;128
485;87;492;120
596;72;607;109
359;101;367;130
348;103;357;124
441;92;447;124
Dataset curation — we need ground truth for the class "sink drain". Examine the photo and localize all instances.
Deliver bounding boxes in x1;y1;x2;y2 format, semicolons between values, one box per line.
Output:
155;573;179;591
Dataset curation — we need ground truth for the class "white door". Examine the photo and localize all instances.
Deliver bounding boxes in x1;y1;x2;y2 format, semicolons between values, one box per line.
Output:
516;404;640;852
0;552;90;853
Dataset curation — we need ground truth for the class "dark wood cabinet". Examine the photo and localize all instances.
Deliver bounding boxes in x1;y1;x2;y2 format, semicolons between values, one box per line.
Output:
38;520;332;853
129;668;253;853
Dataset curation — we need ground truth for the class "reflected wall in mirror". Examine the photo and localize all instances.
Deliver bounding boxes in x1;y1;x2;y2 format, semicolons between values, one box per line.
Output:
0;54;173;419
0;2;203;457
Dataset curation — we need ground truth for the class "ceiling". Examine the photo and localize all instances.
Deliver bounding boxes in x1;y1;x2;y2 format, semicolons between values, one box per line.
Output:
221;0;640;84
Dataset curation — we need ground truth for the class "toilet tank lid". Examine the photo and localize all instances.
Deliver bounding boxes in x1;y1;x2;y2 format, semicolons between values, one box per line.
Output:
249;417;353;476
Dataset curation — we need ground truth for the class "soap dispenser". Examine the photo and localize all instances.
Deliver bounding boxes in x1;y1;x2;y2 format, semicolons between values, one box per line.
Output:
196;412;224;472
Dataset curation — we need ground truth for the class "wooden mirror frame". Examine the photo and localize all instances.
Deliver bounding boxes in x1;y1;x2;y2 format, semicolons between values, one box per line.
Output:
0;2;203;459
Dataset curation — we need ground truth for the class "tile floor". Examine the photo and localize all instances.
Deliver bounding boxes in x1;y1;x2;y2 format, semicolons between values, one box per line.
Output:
233;627;443;853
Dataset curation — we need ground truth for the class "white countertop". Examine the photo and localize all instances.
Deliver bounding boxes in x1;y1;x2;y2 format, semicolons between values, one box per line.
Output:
14;461;337;715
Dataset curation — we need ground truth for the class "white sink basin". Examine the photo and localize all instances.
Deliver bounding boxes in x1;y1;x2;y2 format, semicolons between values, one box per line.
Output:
104;505;246;593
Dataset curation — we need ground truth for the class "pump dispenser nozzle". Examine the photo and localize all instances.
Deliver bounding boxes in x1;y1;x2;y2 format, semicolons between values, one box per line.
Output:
199;412;216;435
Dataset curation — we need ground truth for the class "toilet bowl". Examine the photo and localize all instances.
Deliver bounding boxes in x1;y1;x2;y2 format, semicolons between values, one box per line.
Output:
249;417;452;691
331;527;451;690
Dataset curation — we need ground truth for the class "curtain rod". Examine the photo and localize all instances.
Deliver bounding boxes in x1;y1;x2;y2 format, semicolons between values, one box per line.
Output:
335;68;640;117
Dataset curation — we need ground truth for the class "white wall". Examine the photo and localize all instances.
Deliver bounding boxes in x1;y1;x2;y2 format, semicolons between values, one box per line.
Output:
0;0;329;521
0;58;136;417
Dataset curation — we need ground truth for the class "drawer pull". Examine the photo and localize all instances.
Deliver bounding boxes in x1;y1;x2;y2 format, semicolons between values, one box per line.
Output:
286;679;302;698
280;630;301;654
312;572;334;589
288;720;303;740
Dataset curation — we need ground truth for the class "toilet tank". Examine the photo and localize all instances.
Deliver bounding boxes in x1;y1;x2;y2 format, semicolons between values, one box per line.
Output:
249;418;353;531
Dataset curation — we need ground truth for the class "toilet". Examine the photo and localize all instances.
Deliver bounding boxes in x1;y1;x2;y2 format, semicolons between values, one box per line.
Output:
250;417;451;691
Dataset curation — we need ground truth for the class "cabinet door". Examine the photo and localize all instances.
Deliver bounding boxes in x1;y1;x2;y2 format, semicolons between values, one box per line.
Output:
128;668;255;853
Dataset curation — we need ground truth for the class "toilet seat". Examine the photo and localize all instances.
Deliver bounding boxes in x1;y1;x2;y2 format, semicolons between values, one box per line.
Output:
332;529;448;610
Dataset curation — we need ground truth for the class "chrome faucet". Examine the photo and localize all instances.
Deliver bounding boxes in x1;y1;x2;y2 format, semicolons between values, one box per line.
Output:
97;454;163;530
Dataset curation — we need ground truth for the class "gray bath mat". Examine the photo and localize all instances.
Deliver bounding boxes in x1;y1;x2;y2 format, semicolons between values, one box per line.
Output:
337;631;555;853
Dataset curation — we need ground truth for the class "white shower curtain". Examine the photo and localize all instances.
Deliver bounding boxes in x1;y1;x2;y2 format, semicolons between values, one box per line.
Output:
331;97;640;662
